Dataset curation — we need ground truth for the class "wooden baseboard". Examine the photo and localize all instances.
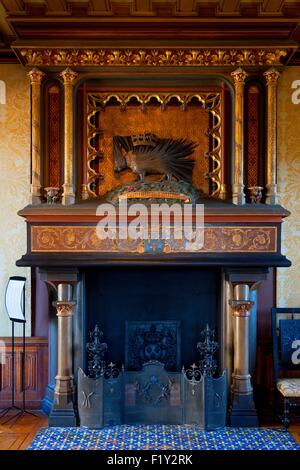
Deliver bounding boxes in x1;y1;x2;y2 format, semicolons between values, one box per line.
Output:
0;337;48;410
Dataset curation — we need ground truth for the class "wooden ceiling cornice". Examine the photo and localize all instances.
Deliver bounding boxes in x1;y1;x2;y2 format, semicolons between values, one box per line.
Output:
1;0;300;65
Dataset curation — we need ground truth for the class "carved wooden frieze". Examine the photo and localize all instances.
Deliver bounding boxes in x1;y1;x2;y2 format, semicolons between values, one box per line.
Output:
18;48;288;67
30;225;277;254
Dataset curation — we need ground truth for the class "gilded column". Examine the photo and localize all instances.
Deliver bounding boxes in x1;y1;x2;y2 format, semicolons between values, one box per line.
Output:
229;284;258;426
52;284;75;412
264;67;280;205
231;68;248;205
28;68;45;205
60;68;78;205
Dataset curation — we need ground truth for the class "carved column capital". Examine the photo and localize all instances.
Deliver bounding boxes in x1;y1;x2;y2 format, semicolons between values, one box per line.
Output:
231;67;248;85
263;67;281;85
60;68;78;85
230;300;254;317
28;67;45;84
53;301;75;317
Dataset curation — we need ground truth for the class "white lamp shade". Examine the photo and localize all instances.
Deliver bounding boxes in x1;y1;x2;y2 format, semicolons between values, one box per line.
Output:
5;276;26;322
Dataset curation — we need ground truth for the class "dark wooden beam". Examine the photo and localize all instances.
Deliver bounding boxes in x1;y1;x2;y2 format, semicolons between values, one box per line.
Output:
6;17;299;41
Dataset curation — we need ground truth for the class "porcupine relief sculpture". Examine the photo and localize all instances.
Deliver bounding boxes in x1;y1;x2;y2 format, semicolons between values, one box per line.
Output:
113;133;197;183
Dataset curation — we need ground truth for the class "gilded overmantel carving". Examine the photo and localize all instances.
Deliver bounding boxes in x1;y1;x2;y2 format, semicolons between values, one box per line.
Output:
86;92;222;199
17;48;288;67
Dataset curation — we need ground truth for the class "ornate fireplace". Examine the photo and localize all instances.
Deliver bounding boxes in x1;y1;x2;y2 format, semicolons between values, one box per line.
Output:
16;50;290;427
18;198;290;427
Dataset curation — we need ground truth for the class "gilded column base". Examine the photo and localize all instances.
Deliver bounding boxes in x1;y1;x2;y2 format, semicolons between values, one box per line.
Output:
265;183;278;205
219;183;228;201
30;184;43;205
62;184;76;205
81;184;89;200
232;184;245;205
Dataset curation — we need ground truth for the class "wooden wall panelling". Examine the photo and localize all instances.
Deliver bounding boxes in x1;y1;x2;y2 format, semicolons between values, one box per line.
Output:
0;337;48;409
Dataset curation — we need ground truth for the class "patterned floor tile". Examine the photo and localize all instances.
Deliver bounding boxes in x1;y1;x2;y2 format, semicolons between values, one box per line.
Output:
27;425;300;450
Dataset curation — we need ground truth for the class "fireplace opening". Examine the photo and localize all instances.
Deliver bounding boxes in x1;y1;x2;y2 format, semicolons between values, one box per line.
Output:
76;266;227;428
84;266;221;371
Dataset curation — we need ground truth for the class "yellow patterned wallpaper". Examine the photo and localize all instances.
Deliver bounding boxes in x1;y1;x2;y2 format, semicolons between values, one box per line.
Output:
0;64;31;336
277;67;300;307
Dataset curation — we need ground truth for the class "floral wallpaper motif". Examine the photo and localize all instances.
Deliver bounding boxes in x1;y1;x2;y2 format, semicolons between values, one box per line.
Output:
0;65;31;336
277;67;300;307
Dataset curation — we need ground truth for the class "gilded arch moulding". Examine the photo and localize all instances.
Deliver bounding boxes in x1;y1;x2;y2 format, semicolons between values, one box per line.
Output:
86;92;222;198
16;48;288;68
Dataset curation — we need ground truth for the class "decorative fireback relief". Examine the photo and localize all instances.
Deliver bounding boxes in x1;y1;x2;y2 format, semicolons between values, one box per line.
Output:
125;321;180;371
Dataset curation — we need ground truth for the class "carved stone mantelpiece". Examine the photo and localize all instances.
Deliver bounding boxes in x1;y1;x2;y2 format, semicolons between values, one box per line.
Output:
19;203;289;427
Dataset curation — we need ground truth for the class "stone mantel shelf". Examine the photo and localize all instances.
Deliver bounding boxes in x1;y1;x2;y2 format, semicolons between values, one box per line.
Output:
17;201;291;269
